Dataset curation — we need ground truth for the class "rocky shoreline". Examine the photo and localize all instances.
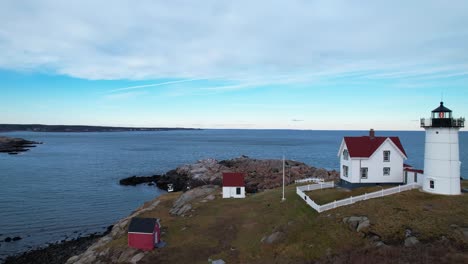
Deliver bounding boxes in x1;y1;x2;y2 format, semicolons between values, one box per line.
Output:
2;228;111;264
120;155;340;193
0;136;42;155
3;156;338;263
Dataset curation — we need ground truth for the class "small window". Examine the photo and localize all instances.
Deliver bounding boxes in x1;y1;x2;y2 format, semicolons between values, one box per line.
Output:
360;167;368;179
414;173;417;182
343;149;349;160
430;180;434;189
383;167;390;176
342;165;349;177
236;187;241;195
383;151;390;162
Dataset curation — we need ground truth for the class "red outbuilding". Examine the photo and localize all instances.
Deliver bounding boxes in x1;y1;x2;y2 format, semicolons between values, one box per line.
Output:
128;217;161;250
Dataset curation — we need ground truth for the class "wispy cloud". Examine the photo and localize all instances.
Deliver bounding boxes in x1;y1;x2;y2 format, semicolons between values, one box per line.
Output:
0;1;467;80
104;91;147;100
111;78;208;93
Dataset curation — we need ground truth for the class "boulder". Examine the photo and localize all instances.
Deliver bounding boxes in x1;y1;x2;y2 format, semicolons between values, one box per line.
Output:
205;194;215;200
4;237;11;242
461;228;468;240
404;236;420;247
212;260;226;264
261;231;285;244
12;236;22;241
130;252;146;264
356;220;370;232
343;216;369;232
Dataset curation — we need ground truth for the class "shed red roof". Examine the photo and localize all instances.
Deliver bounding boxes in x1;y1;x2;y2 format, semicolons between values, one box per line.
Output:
222;173;245;187
344;136;407;158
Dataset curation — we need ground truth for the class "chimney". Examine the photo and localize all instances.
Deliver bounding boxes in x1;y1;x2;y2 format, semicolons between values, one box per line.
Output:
369;129;375;139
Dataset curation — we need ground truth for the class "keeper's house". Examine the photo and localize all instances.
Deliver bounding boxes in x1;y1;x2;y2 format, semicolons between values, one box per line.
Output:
338;129;408;187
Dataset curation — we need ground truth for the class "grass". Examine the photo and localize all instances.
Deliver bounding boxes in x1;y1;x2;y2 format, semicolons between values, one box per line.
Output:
98;183;468;264
304;185;397;205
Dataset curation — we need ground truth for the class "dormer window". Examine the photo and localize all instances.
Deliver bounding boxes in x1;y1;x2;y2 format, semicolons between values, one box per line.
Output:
343;149;349;160
383;151;390;162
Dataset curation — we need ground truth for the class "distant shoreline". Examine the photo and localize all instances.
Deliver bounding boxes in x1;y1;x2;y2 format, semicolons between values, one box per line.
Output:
0;124;201;133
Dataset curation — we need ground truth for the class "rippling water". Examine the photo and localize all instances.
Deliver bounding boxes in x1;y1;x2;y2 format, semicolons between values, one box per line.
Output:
0;129;466;259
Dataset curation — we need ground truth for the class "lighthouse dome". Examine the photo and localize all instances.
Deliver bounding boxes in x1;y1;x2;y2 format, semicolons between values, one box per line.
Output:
431;101;452;113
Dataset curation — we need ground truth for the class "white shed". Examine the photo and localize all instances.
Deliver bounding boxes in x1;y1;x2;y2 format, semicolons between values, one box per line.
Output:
222;172;245;198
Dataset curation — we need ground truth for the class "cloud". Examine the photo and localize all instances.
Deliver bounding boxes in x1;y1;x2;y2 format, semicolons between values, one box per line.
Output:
111;78;208;92
292;119;304;122
0;1;467;80
104;91;147;100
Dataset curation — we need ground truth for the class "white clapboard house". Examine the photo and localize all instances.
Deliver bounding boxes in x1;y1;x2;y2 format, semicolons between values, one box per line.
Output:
338;129;408;187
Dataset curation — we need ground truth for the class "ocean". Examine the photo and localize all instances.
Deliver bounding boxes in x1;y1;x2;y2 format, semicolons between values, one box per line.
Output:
0;129;466;259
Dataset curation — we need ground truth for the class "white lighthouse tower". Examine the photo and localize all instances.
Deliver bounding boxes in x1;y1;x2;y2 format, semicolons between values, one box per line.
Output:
421;102;465;195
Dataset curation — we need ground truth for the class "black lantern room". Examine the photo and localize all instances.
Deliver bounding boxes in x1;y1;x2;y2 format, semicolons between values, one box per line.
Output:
421;102;464;128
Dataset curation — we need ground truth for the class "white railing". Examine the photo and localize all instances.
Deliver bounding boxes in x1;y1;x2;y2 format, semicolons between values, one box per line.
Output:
296;182;335;213
296;182;420;213
295;177;325;184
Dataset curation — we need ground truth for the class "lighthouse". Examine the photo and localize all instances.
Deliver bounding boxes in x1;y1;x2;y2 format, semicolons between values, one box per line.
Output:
420;102;465;195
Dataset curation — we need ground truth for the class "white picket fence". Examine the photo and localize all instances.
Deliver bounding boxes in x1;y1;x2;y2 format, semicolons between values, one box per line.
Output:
296;182;420;213
294;177;325;184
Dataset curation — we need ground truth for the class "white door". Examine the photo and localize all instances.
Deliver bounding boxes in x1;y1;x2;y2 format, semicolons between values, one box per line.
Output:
154;231;158;245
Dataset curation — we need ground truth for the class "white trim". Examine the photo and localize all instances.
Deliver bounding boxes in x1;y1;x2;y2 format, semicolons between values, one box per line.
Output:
128;232;154;235
337;139;346;157
383;138;407;159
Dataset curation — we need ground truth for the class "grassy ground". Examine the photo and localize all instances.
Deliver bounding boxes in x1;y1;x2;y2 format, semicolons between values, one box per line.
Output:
304;185;397;205
101;182;468;263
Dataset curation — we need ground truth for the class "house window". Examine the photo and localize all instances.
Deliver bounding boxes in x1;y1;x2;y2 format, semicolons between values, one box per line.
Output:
236;187;241;195
430;180;434;189
360;168;368;179
383;167;391;176
343;149;349;160
342;165;349;177
414;173;417;182
383;151;390;162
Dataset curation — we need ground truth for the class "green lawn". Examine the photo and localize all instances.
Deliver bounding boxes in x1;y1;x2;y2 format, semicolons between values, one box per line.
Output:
304;185;397;205
96;183;468;263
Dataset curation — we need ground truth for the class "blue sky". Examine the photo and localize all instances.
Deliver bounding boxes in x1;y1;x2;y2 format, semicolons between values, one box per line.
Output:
1;1;468;130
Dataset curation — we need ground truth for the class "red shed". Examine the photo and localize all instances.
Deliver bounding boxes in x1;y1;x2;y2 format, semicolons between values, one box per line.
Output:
128;217;161;250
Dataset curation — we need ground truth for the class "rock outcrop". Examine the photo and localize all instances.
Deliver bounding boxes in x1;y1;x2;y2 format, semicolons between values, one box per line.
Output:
170;185;219;216
65;185;220;263
65;199;162;264
154;156;339;193
0;136;42;155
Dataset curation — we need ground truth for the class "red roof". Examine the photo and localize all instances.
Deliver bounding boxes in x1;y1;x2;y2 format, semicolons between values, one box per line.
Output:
344;136;407;158
222;173;245;187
